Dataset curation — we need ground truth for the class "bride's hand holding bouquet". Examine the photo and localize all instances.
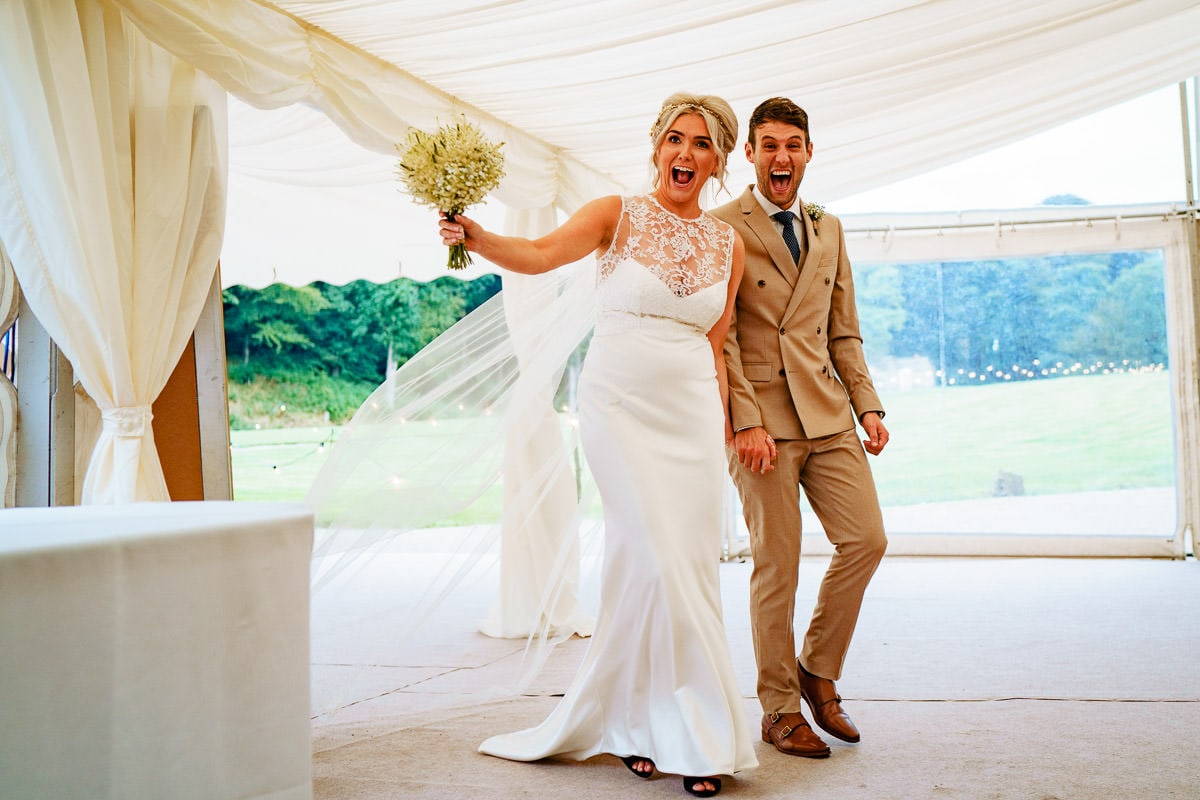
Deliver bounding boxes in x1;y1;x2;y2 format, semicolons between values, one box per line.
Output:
396;117;505;271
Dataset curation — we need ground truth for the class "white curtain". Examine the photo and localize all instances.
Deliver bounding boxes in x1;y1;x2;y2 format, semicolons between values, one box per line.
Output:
0;1;227;503
0;244;18;507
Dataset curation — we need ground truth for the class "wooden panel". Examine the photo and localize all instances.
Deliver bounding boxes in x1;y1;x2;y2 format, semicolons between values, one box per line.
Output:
152;337;204;501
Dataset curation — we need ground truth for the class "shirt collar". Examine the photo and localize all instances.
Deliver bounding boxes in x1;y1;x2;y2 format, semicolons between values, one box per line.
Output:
751;185;800;218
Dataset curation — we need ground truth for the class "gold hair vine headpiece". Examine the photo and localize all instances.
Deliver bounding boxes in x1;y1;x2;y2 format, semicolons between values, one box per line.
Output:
649;103;701;139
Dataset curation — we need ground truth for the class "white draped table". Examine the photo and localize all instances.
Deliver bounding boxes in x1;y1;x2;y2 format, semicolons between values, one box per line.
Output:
0;501;314;800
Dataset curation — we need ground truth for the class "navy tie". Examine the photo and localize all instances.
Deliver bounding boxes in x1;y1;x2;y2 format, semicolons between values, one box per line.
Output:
773;210;801;264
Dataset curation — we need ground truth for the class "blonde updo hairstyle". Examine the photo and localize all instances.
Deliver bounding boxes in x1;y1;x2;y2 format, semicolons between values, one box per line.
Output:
648;93;739;195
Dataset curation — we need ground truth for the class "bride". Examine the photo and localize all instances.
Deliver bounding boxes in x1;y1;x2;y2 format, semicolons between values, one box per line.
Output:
437;93;759;798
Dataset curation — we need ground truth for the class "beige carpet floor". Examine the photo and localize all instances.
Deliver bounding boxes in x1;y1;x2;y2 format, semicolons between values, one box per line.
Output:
310;555;1200;799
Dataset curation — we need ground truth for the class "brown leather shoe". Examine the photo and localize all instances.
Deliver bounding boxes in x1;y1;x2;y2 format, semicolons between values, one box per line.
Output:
760;711;831;758
797;660;861;743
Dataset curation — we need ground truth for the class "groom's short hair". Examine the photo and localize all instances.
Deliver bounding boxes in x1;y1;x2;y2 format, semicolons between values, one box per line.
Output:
748;97;810;145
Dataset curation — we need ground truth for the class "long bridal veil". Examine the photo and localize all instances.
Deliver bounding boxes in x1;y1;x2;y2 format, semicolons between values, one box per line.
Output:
306;258;604;694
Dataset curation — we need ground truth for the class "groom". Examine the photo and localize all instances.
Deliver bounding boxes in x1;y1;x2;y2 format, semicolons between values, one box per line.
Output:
713;97;888;758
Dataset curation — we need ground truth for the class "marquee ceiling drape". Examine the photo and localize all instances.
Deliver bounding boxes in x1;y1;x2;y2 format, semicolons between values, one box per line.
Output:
104;0;1200;287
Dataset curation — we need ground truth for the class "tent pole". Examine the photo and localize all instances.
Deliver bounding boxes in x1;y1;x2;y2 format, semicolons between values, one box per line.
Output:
1181;80;1195;207
1193;77;1200;207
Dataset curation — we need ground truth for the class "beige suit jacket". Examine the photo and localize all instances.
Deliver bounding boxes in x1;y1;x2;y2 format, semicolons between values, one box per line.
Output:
712;187;883;440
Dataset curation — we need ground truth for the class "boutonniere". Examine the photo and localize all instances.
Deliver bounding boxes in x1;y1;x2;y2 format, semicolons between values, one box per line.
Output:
803;202;825;236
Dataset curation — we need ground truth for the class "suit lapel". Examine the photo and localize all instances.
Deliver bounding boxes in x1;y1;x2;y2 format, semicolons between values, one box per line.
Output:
739;190;800;286
780;200;822;325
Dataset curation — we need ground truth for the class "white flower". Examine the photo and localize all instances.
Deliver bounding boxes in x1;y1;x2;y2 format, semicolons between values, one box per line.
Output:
804;202;825;235
396;118;505;270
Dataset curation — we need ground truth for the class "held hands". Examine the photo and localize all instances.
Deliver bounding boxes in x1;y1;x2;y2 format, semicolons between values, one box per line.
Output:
733;426;777;474
860;411;889;456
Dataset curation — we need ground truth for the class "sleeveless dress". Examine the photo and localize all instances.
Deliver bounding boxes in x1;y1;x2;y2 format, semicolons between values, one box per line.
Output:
478;195;758;777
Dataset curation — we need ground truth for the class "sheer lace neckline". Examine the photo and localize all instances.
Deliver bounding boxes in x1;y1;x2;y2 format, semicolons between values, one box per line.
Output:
597;195;733;297
646;193;703;221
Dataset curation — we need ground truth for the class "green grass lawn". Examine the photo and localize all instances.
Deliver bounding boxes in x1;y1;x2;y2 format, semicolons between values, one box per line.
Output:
865;369;1173;505
232;370;1175;518
228;426;338;503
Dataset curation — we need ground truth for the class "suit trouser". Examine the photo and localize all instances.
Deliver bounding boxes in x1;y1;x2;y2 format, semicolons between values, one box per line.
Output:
728;428;887;715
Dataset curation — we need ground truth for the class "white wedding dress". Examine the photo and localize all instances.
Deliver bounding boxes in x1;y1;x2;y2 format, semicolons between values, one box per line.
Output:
479;195;758;777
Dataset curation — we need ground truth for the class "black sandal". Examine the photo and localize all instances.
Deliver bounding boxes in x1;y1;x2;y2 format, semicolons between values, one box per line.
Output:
621;755;656;779
683;776;722;797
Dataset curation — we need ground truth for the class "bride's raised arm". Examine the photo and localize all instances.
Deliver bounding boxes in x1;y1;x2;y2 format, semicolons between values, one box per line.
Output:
439;195;621;275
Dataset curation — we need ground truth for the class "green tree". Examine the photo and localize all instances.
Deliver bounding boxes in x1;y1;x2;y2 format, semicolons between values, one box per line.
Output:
406;278;467;361
221;287;253;367
311;281;388;381
1038;256;1110;366
855;263;907;362
460;273;502;313
1041;193;1089;205
1072;256;1166;366
367;279;421;373
252;284;330;366
222;283;330;369
224;274;502;386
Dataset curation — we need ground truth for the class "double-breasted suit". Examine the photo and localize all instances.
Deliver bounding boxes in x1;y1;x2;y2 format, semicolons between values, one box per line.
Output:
713;187;887;715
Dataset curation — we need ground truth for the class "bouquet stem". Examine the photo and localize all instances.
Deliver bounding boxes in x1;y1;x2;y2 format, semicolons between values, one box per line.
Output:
447;243;472;270
446;211;472;271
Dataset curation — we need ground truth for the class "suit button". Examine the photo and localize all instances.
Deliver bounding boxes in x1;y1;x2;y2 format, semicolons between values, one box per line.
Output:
817;326;822;334
825;277;831;285
779;328;786;335
757;279;766;287
821;365;828;374
778;369;785;377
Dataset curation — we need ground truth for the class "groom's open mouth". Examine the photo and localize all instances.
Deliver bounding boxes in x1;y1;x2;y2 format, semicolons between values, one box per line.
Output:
770;169;792;194
671;165;695;187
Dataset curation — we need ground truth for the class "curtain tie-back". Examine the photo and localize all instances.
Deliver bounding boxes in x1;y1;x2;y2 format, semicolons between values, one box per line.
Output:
101;405;153;438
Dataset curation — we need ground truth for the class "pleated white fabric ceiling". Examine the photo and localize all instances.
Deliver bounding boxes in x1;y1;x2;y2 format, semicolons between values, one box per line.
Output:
112;0;1200;284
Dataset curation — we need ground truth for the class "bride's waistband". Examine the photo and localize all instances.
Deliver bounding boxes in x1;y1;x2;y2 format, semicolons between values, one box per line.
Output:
594;310;708;335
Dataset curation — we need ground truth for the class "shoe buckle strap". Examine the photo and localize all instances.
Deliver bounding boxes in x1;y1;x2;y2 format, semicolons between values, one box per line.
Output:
766;712;794;738
819;695;844;709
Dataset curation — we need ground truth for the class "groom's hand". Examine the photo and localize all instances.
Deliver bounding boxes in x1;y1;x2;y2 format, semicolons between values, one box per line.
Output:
860;411;889;456
735;427;777;474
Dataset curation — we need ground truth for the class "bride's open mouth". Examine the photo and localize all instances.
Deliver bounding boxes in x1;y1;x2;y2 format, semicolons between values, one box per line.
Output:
671;165;695;188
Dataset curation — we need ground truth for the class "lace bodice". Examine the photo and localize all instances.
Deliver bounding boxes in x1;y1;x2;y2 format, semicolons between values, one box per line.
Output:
595;195;733;332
